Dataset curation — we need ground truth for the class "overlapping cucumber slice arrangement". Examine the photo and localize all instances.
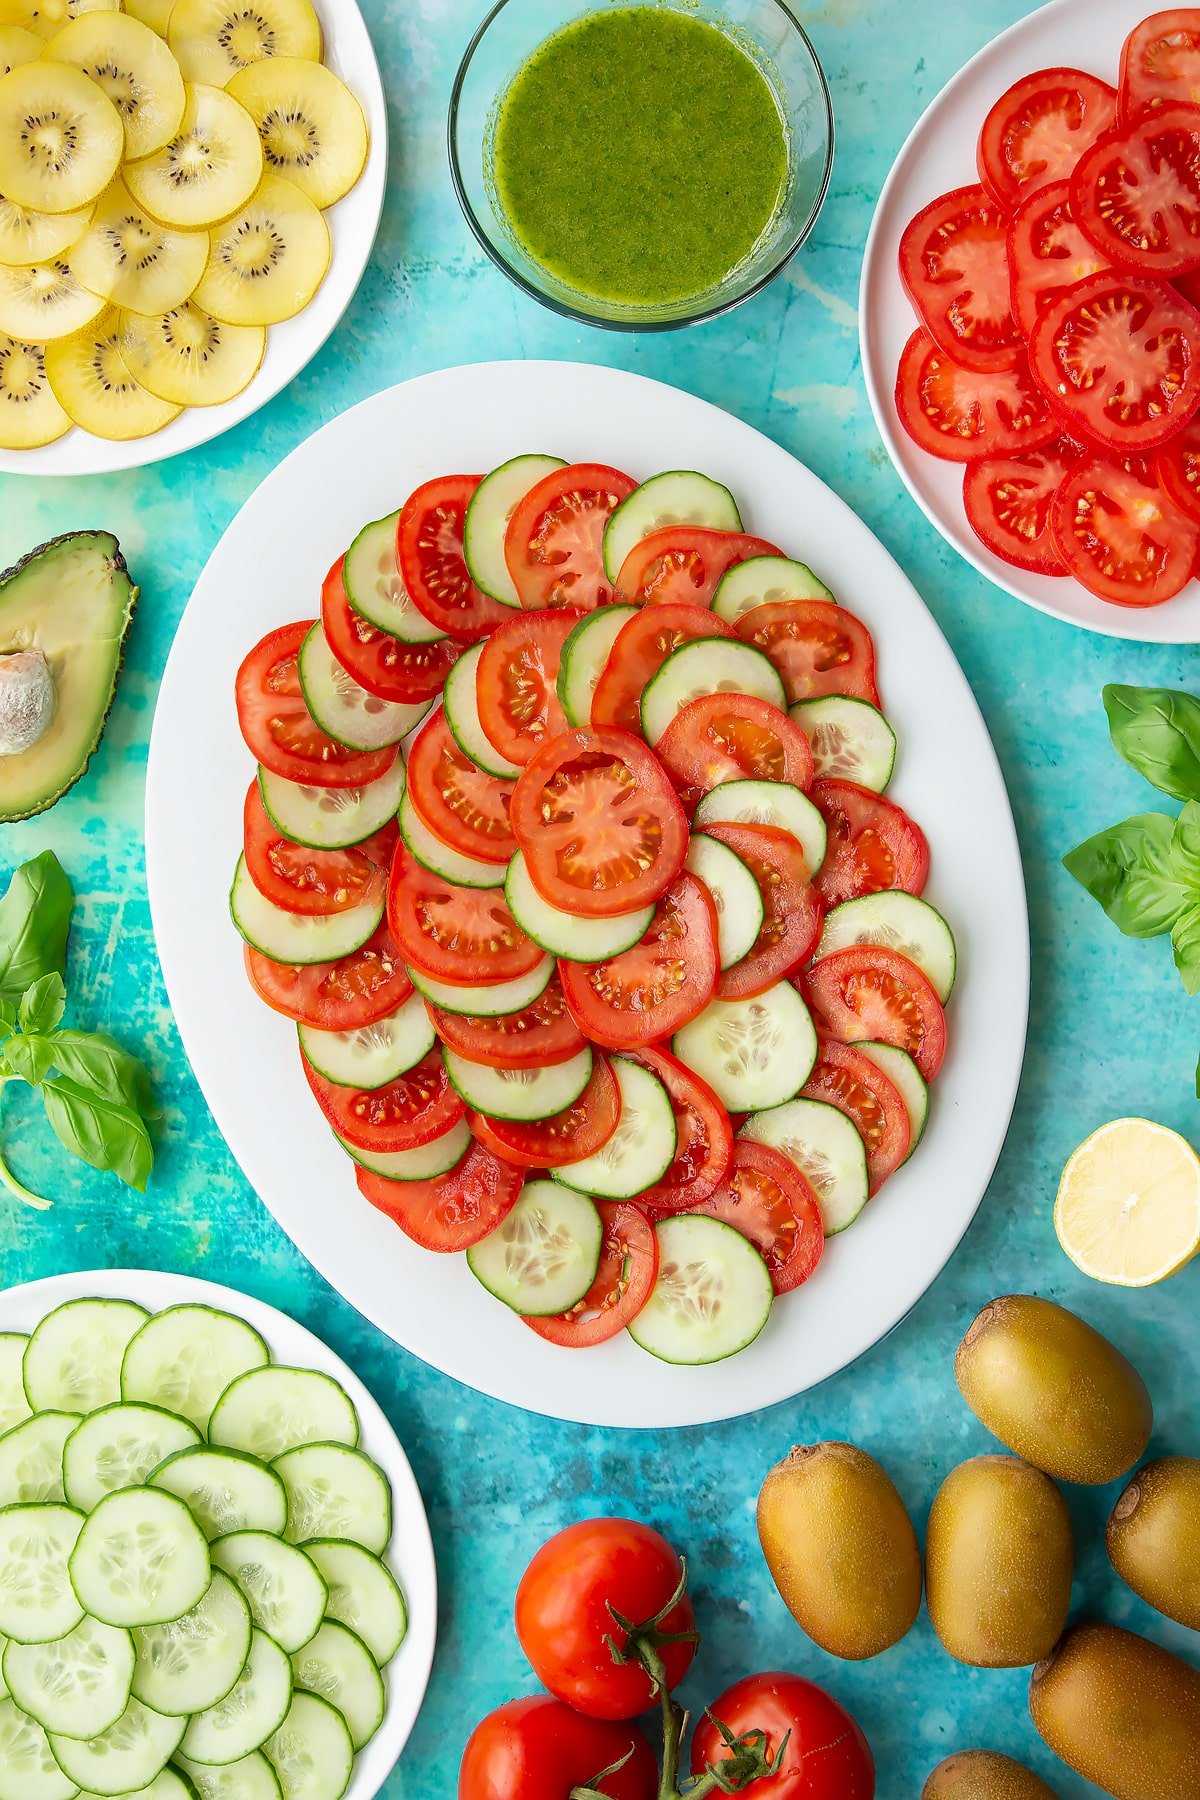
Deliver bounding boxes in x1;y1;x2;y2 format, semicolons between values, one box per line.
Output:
231;456;957;1367
0;1295;406;1800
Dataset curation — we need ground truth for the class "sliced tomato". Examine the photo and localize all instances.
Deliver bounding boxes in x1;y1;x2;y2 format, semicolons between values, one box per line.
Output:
1121;11;1200;118
469;1054;620;1168
623;1046;732;1212
525;1201;658;1346
242;782;390;918
387;854;543;985
895;329;1057;463
475;608;583;767
1072;108;1200;278
690;1140;823;1296
702;822;824;1000
806;945;948;1080
802;1036;911;1194
614;528;782;609
1153;416;1200;522
811;779;930;908
1007;181;1111;338
510;726;689;919
1049;454;1200;605
321;556;459;703
898;184;1022;372
591;603;738;735
655;693;815;814
426;973;586;1068
235;622;398;789
244;923;412;1031
978;68;1116;212
962;438;1080;575
357;1143;523;1252
303;1047;464;1153
396;474;510;639
734;601;880;706
505;463;637;611
558;873;718;1048
405;708;516;865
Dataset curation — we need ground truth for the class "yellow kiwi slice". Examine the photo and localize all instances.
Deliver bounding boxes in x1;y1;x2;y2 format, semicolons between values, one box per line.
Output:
124;80;263;228
46;305;182;437
227;56;367;209
194;170;326;324
45;12;187;158
0;62;124;212
119;298;263;404
0;256;104;339
70;178;208;312
0;22;42;71
0;0;121;43
169;0;320;88
124;0;177;34
0;195;93;265
0;331;70;445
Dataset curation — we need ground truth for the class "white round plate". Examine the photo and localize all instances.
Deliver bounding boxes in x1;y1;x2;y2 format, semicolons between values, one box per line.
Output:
145;360;1029;1430
860;0;1200;644
0;1266;436;1798
0;0;386;477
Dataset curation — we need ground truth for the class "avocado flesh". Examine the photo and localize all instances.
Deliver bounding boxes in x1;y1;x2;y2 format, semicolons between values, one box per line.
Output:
0;530;137;822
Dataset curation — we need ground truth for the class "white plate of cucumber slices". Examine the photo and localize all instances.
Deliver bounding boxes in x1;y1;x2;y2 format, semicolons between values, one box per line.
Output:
0;1268;436;1800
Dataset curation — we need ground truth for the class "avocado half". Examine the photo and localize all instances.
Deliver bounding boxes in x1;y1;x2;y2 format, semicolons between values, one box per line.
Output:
0;530;138;822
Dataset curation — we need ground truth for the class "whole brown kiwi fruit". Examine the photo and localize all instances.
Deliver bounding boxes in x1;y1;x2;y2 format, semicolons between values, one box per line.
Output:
922;1750;1059;1798
925;1455;1073;1667
1029;1622;1200;1800
955;1295;1152;1485
1107;1455;1200;1630
757;1441;922;1660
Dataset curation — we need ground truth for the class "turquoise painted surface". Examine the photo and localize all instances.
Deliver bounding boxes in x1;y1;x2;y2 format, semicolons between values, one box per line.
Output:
1;1;1198;1794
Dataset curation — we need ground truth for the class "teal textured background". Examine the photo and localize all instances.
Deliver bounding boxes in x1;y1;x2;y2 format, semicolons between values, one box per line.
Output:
2;1;1199;1794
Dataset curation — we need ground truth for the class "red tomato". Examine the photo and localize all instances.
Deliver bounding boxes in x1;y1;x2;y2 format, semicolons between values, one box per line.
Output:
802;1037;911;1194
405;709;516;865
505;463;637;611
1049;454;1200;605
615;527;783;608
510;727;689;919
357;1143;523;1252
734;601;880;707
691;1672;874;1800
396;475;510;639
1072;107;1200;278
690;1140;823;1296
242;782;390;917
623;1046;733;1212
303;1047;464;1154
235;622;397;789
243;923;412;1030
810;779;930;908
321;556;459;703
475;609;583;767
515;1519;696;1720
894;329;1056;462
525;1201;658;1347
558;873;718;1048
656;694;815;815
703;822;824;1000
1006;181;1110;338
898;184;1022;372
387;855;543;986
426;973;586;1068
591;603;738;735
1154;417;1200;522
459;1696;657;1800
805;945;948;1081
1121;9;1200;116
978;68;1116;213
961;438;1079;575
469;1053;620;1168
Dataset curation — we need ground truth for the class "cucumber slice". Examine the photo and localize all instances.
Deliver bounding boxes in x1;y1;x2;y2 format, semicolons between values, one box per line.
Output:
263;1690;352;1800
694;780;827;876
505;852;653;961
405;953;553;1016
343;511;445;644
463;454;566;606
288;1622;382;1752
467;1181;602;1317
210;1533;328;1657
23;1299;149;1416
443;1044;593;1121
298;625;425;753
297;993;434;1089
147;1448;287;1541
603;470;742;583
209;1372;359;1466
684;834;764;970
176;1749;283;1800
739;1098;870;1234
553;1058;676;1200
640;639;786;745
301;1541;405;1666
0;1337;31;1435
70;1490;210;1630
337;1116;471;1181
272;1446;391;1556
3;1613;132;1739
398;787;505;889
121;1307;270;1436
556;605;637;727
0;1412;80;1507
63;1405;202;1515
106;1771;197;1800
816;893;957;1004
50;1696;185;1795
857;1042;928;1159
673;983;817;1112
179;1630;292;1767
628;1217;773;1365
791;696;897;792
0;1635;7;1701
0;1696;80;1800
442;645;521;776
230;857;383;966
131;1570;252;1718
711;554;834;624
257;762;405;852
0;1504;84;1643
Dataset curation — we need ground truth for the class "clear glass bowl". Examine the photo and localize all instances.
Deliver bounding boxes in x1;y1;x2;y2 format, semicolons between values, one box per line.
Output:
448;0;835;332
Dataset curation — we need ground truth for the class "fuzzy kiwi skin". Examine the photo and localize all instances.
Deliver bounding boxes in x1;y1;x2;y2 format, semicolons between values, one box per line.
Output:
757;1441;922;1660
1107;1456;1200;1630
955;1295;1152;1486
922;1750;1059;1799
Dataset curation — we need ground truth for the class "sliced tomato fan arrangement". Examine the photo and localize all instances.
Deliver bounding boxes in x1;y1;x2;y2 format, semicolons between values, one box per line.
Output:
895;10;1200;608
230;455;957;1367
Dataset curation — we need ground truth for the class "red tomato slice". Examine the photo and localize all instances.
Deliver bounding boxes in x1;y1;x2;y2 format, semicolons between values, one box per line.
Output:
405;708;516;865
387;854;543;985
321;556;459;704
525;1201;658;1346
505;463;637;611
396;474;510;639
806;945;948;1080
475;608;583;767
614;528;782;608
558;873;718;1048
811;778;930;908
1049;454;1200;605
1121;9;1200;116
690;1140;824;1296
591;603;738;735
303;1047;464;1153
426;972;586;1069
244;923;412;1030
702;821;824;1000
962;438;1080;575
468;1054;620;1168
1072;107;1200;278
623;1046;732;1212
1153;416;1200;522
655;693;815;814
895;328;1057;463
898;184;1022;372
510;726;689;919
1007;180;1111;339
802;1036;911;1194
734;600;880;706
978;68;1116;213
242;783;391;917
235;622;398;789
356;1143;523;1252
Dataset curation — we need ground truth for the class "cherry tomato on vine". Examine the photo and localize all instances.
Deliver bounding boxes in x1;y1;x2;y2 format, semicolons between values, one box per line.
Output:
691;1672;874;1799
459;1695;657;1800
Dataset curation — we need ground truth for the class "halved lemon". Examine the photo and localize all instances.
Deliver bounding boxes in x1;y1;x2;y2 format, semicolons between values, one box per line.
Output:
0;194;93;265
0;22;42;72
1055;1117;1200;1287
44;11;187;159
0;0;120;41
0;61;124;212
71;178;209;313
194;170;327;325
0;331;70;445
119;298;263;405
227;55;366;208
0;255;104;339
124;80;263;228
46;304;181;438
169;0;321;88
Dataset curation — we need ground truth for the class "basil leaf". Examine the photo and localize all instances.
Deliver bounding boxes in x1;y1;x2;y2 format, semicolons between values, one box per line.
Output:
0;852;73;1004
1174;904;1200;996
48;1030;156;1116
40;1074;153;1191
18;972;66;1038
1104;684;1200;802
0;997;15;1034
5;1034;56;1087
1063;813;1195;937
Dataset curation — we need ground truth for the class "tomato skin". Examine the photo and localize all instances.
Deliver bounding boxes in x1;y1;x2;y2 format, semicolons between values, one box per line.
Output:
810;779;929;908
805;945;948;1080
898;184;1022;372
558;873;719;1048
525;1202;658;1347
1006;181;1110;339
1072;106;1200;278
505;463;637;611
656;693;815;814
977;68;1116;213
515;1520;696;1721
236;622;398;789
1049;454;1200;605
591;602;738;735
894;329;1057;463
1154;418;1200;523
459;1696;658;1800
734;601;879;707
962;440;1079;575
321;556;459;703
356;1143;523;1252
303;1047;465;1153
426;973;586;1069
802;1036;911;1194
406;708;516;866
243;923;412;1030
1120;9;1200;117
690;1140;824;1296
397;475;510;639
615;527;782;609
703;822;824;1001
387;855;544;986
623;1046;733;1212
691;1673;874;1800
242;782;389;917
476;609;584;767
469;1054;620;1167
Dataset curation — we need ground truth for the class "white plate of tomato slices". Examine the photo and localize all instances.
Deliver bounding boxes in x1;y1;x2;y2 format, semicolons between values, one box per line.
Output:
145;360;1028;1429
861;0;1200;641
